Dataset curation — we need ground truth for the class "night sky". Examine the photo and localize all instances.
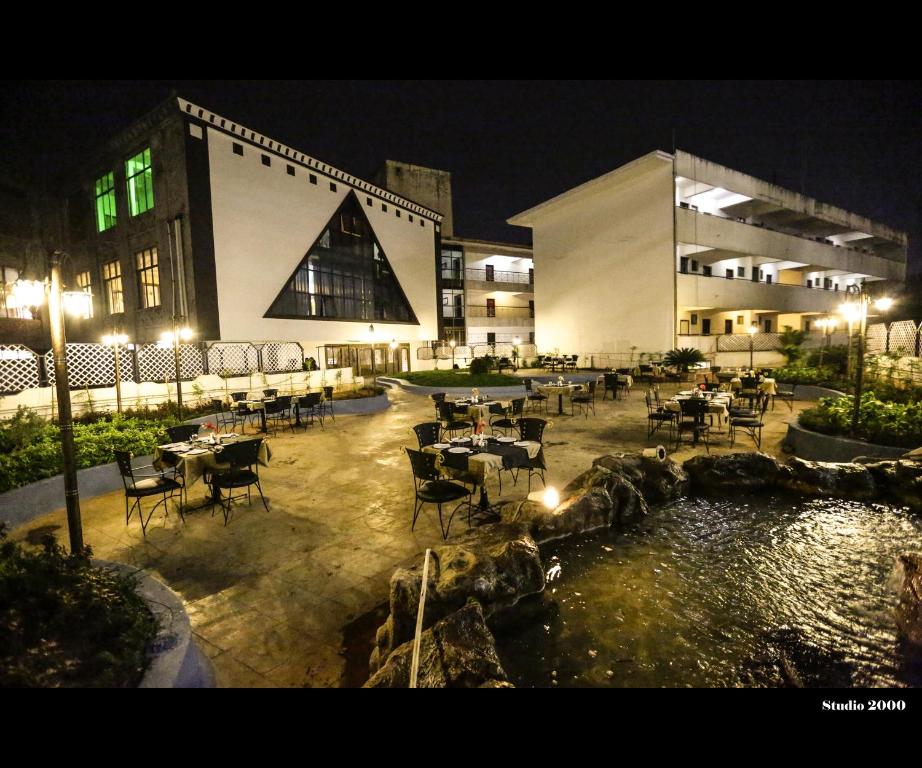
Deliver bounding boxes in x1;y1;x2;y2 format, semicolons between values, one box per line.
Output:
2;80;920;276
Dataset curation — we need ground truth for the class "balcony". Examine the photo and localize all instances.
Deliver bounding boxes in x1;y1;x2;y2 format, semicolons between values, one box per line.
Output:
677;272;843;314
464;268;534;293
466;304;535;328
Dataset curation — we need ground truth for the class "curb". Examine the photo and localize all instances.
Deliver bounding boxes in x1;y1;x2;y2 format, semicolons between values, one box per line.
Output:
784;421;908;462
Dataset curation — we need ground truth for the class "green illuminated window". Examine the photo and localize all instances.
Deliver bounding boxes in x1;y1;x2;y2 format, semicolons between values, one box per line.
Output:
95;172;117;232
125;148;154;216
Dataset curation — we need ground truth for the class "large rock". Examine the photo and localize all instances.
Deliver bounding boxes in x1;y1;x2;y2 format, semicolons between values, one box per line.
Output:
365;600;509;688
593;454;689;504
370;523;543;672
862;460;922;510
778;457;877;500
896;553;922;649
683;452;782;493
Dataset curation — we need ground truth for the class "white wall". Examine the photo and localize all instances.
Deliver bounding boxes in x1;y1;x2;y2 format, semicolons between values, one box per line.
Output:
528;155;675;354
206;127;438;354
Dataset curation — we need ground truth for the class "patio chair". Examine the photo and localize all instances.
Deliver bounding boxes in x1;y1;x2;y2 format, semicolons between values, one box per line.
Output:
264;396;293;435
211;399;237;433
645;392;676;440
602;373;619;400
115;450;184;536
490;397;525;436
230;392;248;402
430;392;447;419
320;385;335;421
730;393;770;449
263;388;279;398
571;381;596;417
516;417;548;493
413;421;442;449
438;400;473;440
676;398;711;454
564;355;578;371
297;392;324;428
773;383;796;411
210;438;269;525
166;424;200;444
405;448;472;539
523;378;547;413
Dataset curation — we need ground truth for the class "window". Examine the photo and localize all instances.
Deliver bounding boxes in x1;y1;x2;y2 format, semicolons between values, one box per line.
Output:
679;257;688;274
266;194;417;323
691;260;698;271
76;270;94;318
103;260;124;314
287;165;295;176
691;313;698;325
395;210;401;218
736;315;744;325
487;332;496;345
125;148;154;216
261;154;271;167
366;197;372;206
807;279;813;288
232;143;244;156
529;300;535;318
725;269;734;279
766;274;773;284
703;266;712;277
94;172;117;232
135;248;160;308
764;319;772;333
1;265;28;319
529;331;534;343
486;299;496;318
330;182;337;192
382;204;387;213
409;215;413;223
737;266;745;277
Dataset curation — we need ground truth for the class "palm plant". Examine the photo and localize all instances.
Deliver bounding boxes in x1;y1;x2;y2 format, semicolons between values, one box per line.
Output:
663;347;706;373
778;325;807;365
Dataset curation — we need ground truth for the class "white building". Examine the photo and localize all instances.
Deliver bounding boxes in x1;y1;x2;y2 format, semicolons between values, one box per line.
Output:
508;150;908;365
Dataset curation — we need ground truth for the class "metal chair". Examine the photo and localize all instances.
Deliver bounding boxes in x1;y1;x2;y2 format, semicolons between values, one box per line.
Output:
490;397;525;436
773;383;796;411
320;385;335;422
166;424;200;443
210;439;269;525
438;400;473;440
430;392;447;419
516;417;548;492
571;381;596;417
211;399;237;433
263;388;279;398
413;422;442;449
645;392;676;440
730;394;770;449
523;378;547;413
297;392;324;428
405;448;472;539
264;396;293;435
676;398;710;454
602;373;619;400
115;450;184;536
230;392;248;402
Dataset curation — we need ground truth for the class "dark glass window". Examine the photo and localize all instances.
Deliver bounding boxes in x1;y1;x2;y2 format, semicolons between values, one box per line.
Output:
232;143;244;156
330;182;337;192
287;165;296;176
310;174;318;185
261;155;271;167
266;193;417;323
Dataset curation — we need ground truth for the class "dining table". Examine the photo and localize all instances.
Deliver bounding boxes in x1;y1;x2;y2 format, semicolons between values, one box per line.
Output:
536;382;585;415
451;399;511;423
665;391;733;432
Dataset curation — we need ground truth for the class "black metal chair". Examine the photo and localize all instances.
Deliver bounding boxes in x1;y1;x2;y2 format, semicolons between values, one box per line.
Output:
645;392;676;440
115;450;184;536
166;424;200;443
406;448;472;540
264;396;293;435
211;399;237;433
773;383;796;411
730;393;770;449
210;439;269;526
516;417;548;493
602;373;619;400
571;381;596;417
320;385;335;422
564;355;578;371
413;421;442;449
230;392;248;402
523;378;547;413
738;376;760;408
263;388;279;398
676;398;710;454
430;392;447;419
438;400;473;440
490;397;525;436
297;392;324;428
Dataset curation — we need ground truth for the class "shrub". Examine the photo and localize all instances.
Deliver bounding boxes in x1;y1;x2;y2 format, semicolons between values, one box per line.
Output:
663;348;705;372
772;365;847;390
799;392;922;448
0;525;158;687
778;326;807;365
468;356;494;376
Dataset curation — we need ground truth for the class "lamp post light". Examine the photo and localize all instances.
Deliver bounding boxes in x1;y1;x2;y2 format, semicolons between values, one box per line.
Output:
12;251;92;554
512;336;521;370
747;323;758;370
448;338;456;369
160;326;193;420
815;317;838;369
102;333;129;414
839;287;894;438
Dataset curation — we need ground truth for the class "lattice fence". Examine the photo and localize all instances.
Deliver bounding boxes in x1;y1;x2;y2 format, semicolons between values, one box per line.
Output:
866;323;888;355
259;341;304;373
716;333;781;352
0;344;41;393
136;343;203;382
206;342;260;376
888;320;919;356
44;343;135;387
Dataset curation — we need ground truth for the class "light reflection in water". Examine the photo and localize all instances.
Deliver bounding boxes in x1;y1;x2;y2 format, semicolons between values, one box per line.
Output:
494;496;922;688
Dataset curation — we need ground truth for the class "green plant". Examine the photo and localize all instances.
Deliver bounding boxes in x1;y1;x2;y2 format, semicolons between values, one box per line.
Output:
799;391;922;447
334;369;343;391
778;325;807;365
0;525;158;687
663;347;705;373
469;356;494;376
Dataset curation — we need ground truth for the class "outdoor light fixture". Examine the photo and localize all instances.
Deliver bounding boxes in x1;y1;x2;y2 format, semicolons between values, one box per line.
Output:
448;338;457;368
102;333;130;414
12;252;86;553
543;486;559;509
389;339;398;350
62;291;92;319
747;323;758;369
160;326;195;420
815;317;838;368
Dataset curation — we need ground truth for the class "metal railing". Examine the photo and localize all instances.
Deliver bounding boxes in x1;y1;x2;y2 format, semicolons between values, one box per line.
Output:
466;305;534;319
677;268;875;293
464;268;533;285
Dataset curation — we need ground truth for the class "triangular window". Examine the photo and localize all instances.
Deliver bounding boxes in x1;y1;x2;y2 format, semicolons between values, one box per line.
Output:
266;193;418;323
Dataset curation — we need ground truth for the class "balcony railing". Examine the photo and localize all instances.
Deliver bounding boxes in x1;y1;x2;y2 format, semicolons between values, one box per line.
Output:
467;304;534;319
677;268;855;292
465;268;533;285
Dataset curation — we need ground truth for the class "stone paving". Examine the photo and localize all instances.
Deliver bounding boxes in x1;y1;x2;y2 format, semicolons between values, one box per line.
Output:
11;375;809;687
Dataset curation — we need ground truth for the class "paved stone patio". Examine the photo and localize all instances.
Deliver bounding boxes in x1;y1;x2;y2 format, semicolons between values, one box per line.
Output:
11;376;809;687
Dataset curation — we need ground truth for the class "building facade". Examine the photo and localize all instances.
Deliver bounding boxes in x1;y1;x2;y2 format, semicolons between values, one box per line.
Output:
372;160;534;351
509;150;908;360
4;97;446;376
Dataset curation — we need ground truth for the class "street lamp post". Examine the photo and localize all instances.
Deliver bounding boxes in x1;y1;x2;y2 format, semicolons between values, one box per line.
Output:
840;288;894;438
449;338;456;369
160;326;193;420
815;317;838;369
747;323;758;370
13;251;91;553
102;333;129;414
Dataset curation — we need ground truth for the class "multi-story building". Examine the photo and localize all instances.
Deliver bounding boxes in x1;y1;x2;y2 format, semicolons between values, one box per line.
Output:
3;96;446;377
509;149;907;362
373;160;534;351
